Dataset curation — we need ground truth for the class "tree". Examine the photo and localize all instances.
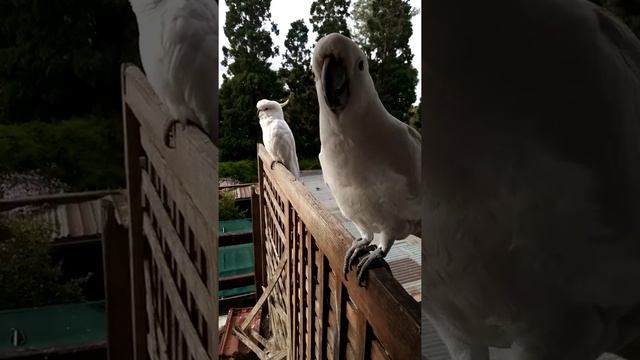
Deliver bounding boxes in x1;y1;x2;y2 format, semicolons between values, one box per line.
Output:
352;0;418;123
279;20;320;159
219;0;285;161
0;0;139;124
0;215;88;310
310;0;352;41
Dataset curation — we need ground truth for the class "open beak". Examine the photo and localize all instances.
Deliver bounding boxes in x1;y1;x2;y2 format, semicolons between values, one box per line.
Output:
321;55;349;112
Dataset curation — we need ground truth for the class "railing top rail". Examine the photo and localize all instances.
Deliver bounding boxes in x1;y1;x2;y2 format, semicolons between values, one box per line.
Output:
257;143;420;360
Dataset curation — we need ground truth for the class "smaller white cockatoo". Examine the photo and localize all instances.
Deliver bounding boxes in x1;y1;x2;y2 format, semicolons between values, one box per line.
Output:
257;98;301;179
312;33;421;286
129;0;217;148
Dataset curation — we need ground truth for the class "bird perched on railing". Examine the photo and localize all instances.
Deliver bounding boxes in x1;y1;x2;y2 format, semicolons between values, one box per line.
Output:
129;0;217;148
423;0;640;359
257;98;301;179
312;33;422;286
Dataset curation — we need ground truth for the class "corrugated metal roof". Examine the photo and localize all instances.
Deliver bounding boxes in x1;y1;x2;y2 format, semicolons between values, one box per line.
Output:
27;200;103;242
220;185;254;200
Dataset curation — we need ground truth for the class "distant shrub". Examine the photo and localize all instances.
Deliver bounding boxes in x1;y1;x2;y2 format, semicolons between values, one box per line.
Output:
299;158;321;171
219;159;258;183
219;192;248;221
0;215;89;310
0;116;124;191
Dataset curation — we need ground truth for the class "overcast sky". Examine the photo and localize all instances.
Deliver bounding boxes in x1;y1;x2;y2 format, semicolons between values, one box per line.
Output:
218;0;422;104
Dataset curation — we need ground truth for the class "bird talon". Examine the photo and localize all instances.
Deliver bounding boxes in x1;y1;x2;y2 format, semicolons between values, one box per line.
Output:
163;120;180;149
343;238;375;279
355;248;387;287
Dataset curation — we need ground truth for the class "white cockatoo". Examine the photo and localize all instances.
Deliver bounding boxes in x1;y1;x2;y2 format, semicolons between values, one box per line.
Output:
257;98;301;179
312;33;421;286
129;0;218;147
423;0;640;359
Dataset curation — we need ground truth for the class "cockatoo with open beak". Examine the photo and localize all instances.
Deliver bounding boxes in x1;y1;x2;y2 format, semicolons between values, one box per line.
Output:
129;0;218;148
312;33;421;286
257;98;301;179
423;0;640;358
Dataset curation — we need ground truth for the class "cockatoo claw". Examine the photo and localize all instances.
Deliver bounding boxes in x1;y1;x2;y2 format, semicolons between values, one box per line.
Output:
270;160;284;170
355;247;389;287
343;238;376;278
163;119;181;149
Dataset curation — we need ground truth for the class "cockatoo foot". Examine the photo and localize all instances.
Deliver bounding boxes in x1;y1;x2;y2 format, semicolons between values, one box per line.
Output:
270;160;284;170
163;119;181;149
343;238;376;277
355;247;390;287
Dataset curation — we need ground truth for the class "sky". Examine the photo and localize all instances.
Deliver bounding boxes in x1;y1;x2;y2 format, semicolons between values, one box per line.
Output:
218;0;422;104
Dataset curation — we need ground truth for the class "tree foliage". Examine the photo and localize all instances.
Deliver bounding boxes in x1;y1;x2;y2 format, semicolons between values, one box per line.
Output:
220;0;285;161
353;0;418;123
0;117;125;191
0;0;139;124
310;0;352;41
279;20;320;159
0;215;88;310
219;192;248;221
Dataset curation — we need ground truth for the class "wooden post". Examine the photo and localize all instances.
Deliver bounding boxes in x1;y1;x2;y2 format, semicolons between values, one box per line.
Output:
102;197;134;360
122;63;147;360
251;186;265;301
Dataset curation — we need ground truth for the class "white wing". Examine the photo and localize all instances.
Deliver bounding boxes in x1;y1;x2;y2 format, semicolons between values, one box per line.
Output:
271;120;301;179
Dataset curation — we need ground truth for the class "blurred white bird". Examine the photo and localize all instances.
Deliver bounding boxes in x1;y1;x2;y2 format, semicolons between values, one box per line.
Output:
423;0;640;359
312;33;421;286
129;0;218;148
257;98;301;179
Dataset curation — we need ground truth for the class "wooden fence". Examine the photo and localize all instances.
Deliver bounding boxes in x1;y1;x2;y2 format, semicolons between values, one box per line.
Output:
121;63;218;360
254;144;420;360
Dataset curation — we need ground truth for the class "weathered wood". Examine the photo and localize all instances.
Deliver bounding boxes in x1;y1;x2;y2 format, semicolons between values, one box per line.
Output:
141;173;214;318
345;300;366;360
306;232;313;360
143;216;210;360
252;187;266;300
258;144;420;360
122;63;147;360
101;198;134;360
240;254;288;331
232;326;266;359
0;189;120;212
123;65;217;223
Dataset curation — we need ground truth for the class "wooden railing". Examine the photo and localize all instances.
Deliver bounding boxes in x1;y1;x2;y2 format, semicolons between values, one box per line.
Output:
121;63;218;360
255;144;420;360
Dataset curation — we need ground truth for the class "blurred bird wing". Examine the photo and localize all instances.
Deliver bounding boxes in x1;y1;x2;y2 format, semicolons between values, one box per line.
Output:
162;0;218;128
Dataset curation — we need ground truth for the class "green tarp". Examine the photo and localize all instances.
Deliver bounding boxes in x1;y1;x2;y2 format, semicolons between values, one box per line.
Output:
0;301;105;354
219;218;252;234
219;242;255;299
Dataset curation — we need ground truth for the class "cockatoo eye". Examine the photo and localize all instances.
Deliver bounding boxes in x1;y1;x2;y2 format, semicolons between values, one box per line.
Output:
358;60;364;71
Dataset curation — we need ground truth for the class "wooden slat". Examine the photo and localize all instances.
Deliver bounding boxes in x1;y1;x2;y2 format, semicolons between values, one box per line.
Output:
317;253;327;360
240;254;288;331
345;300;366;360
142;173;214;319
306;231;313;360
101;199;133;360
334;278;344;360
258;144;420;360
122;63;147;360
252;187;266;300
143;215;210;360
370;339;391;360
140;127;214;259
